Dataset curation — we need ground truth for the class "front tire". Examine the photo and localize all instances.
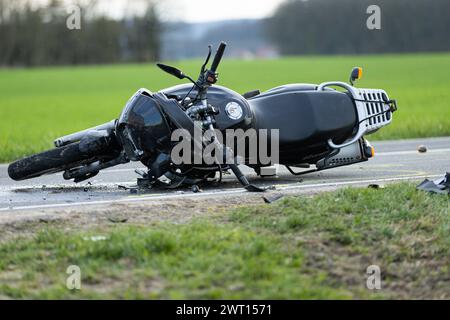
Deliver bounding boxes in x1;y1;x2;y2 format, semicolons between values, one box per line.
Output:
8;141;100;181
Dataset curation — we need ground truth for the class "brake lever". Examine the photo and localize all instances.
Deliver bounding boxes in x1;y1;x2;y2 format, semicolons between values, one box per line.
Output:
200;45;212;74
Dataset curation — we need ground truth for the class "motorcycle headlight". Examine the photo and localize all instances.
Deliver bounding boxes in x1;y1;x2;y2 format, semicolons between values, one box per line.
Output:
117;91;172;161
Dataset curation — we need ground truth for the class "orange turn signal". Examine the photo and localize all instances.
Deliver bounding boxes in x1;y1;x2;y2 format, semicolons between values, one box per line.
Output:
350;67;363;85
357;67;363;79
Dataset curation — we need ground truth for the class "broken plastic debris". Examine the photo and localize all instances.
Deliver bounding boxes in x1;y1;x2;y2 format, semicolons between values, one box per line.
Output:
368;184;384;189
417;145;427;153
417;173;450;194
108;217;128;223
263;194;284;203
118;184;139;194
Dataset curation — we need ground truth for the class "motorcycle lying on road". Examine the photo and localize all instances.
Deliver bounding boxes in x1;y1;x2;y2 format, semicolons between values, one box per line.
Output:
8;42;397;191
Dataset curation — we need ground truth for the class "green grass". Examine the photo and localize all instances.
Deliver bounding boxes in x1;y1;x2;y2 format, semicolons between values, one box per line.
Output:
1;52;450;162
0;222;348;299
0;183;448;299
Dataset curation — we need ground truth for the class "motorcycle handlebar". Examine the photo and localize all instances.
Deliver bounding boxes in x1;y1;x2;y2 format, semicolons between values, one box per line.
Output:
210;42;227;73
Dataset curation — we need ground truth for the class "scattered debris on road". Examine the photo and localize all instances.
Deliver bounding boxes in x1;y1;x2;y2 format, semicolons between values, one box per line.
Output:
108;216;128;223
191;185;202;193
368;184;385;189
83;182;92;192
118;184;139;194
417;172;450;194
83;235;108;242
263;194;284;203
417;145;427;153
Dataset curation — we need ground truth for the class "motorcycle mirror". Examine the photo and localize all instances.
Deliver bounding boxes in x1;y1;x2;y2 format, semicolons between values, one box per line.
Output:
157;63;185;80
349;67;363;86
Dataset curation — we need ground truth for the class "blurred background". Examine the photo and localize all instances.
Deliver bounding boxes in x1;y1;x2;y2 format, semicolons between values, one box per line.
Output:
1;0;450;66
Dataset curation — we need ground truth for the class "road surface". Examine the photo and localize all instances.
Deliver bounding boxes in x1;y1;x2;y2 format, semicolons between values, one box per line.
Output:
0;137;449;212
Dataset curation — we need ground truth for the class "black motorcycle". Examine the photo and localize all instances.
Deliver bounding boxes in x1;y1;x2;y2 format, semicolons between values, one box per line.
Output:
8;42;397;191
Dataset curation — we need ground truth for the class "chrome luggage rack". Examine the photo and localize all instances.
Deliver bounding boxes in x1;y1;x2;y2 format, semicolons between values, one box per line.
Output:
317;81;397;149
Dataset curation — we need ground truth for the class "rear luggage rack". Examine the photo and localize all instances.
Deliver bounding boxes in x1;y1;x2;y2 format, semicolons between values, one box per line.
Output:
317;82;396;149
357;88;393;133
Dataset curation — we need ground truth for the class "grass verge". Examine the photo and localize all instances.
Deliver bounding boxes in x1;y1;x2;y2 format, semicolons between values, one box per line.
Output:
0;183;448;299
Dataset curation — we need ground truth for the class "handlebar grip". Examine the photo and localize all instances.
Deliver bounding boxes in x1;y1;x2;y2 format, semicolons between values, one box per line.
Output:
210;41;227;73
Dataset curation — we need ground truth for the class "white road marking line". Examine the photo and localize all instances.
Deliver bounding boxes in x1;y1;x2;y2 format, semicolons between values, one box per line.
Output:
376;148;450;156
0;174;442;212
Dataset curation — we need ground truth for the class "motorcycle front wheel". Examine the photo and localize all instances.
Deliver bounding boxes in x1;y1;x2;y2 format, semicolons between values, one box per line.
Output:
8;141;102;181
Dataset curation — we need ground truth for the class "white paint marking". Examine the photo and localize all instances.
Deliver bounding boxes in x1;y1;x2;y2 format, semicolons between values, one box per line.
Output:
376;148;450;156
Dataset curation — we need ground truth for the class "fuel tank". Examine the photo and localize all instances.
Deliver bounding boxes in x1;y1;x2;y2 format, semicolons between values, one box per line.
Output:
162;84;254;131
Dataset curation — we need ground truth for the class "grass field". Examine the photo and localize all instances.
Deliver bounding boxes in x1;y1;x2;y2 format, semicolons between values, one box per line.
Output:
0;183;448;299
1;53;450;162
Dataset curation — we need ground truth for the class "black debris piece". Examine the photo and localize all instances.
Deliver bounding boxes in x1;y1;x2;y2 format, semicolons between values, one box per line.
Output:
108;217;128;223
263;194;284;204
417;145;427;153
191;185;202;193
118;184;139;194
416;173;450;194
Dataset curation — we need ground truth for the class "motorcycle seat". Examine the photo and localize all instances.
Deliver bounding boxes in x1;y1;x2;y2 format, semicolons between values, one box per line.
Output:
248;89;357;147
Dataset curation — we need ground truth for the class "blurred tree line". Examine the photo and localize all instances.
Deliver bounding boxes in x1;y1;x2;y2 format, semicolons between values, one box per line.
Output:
267;0;450;55
0;0;160;66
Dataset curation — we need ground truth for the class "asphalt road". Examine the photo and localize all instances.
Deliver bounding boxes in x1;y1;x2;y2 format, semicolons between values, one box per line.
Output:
0;137;449;212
